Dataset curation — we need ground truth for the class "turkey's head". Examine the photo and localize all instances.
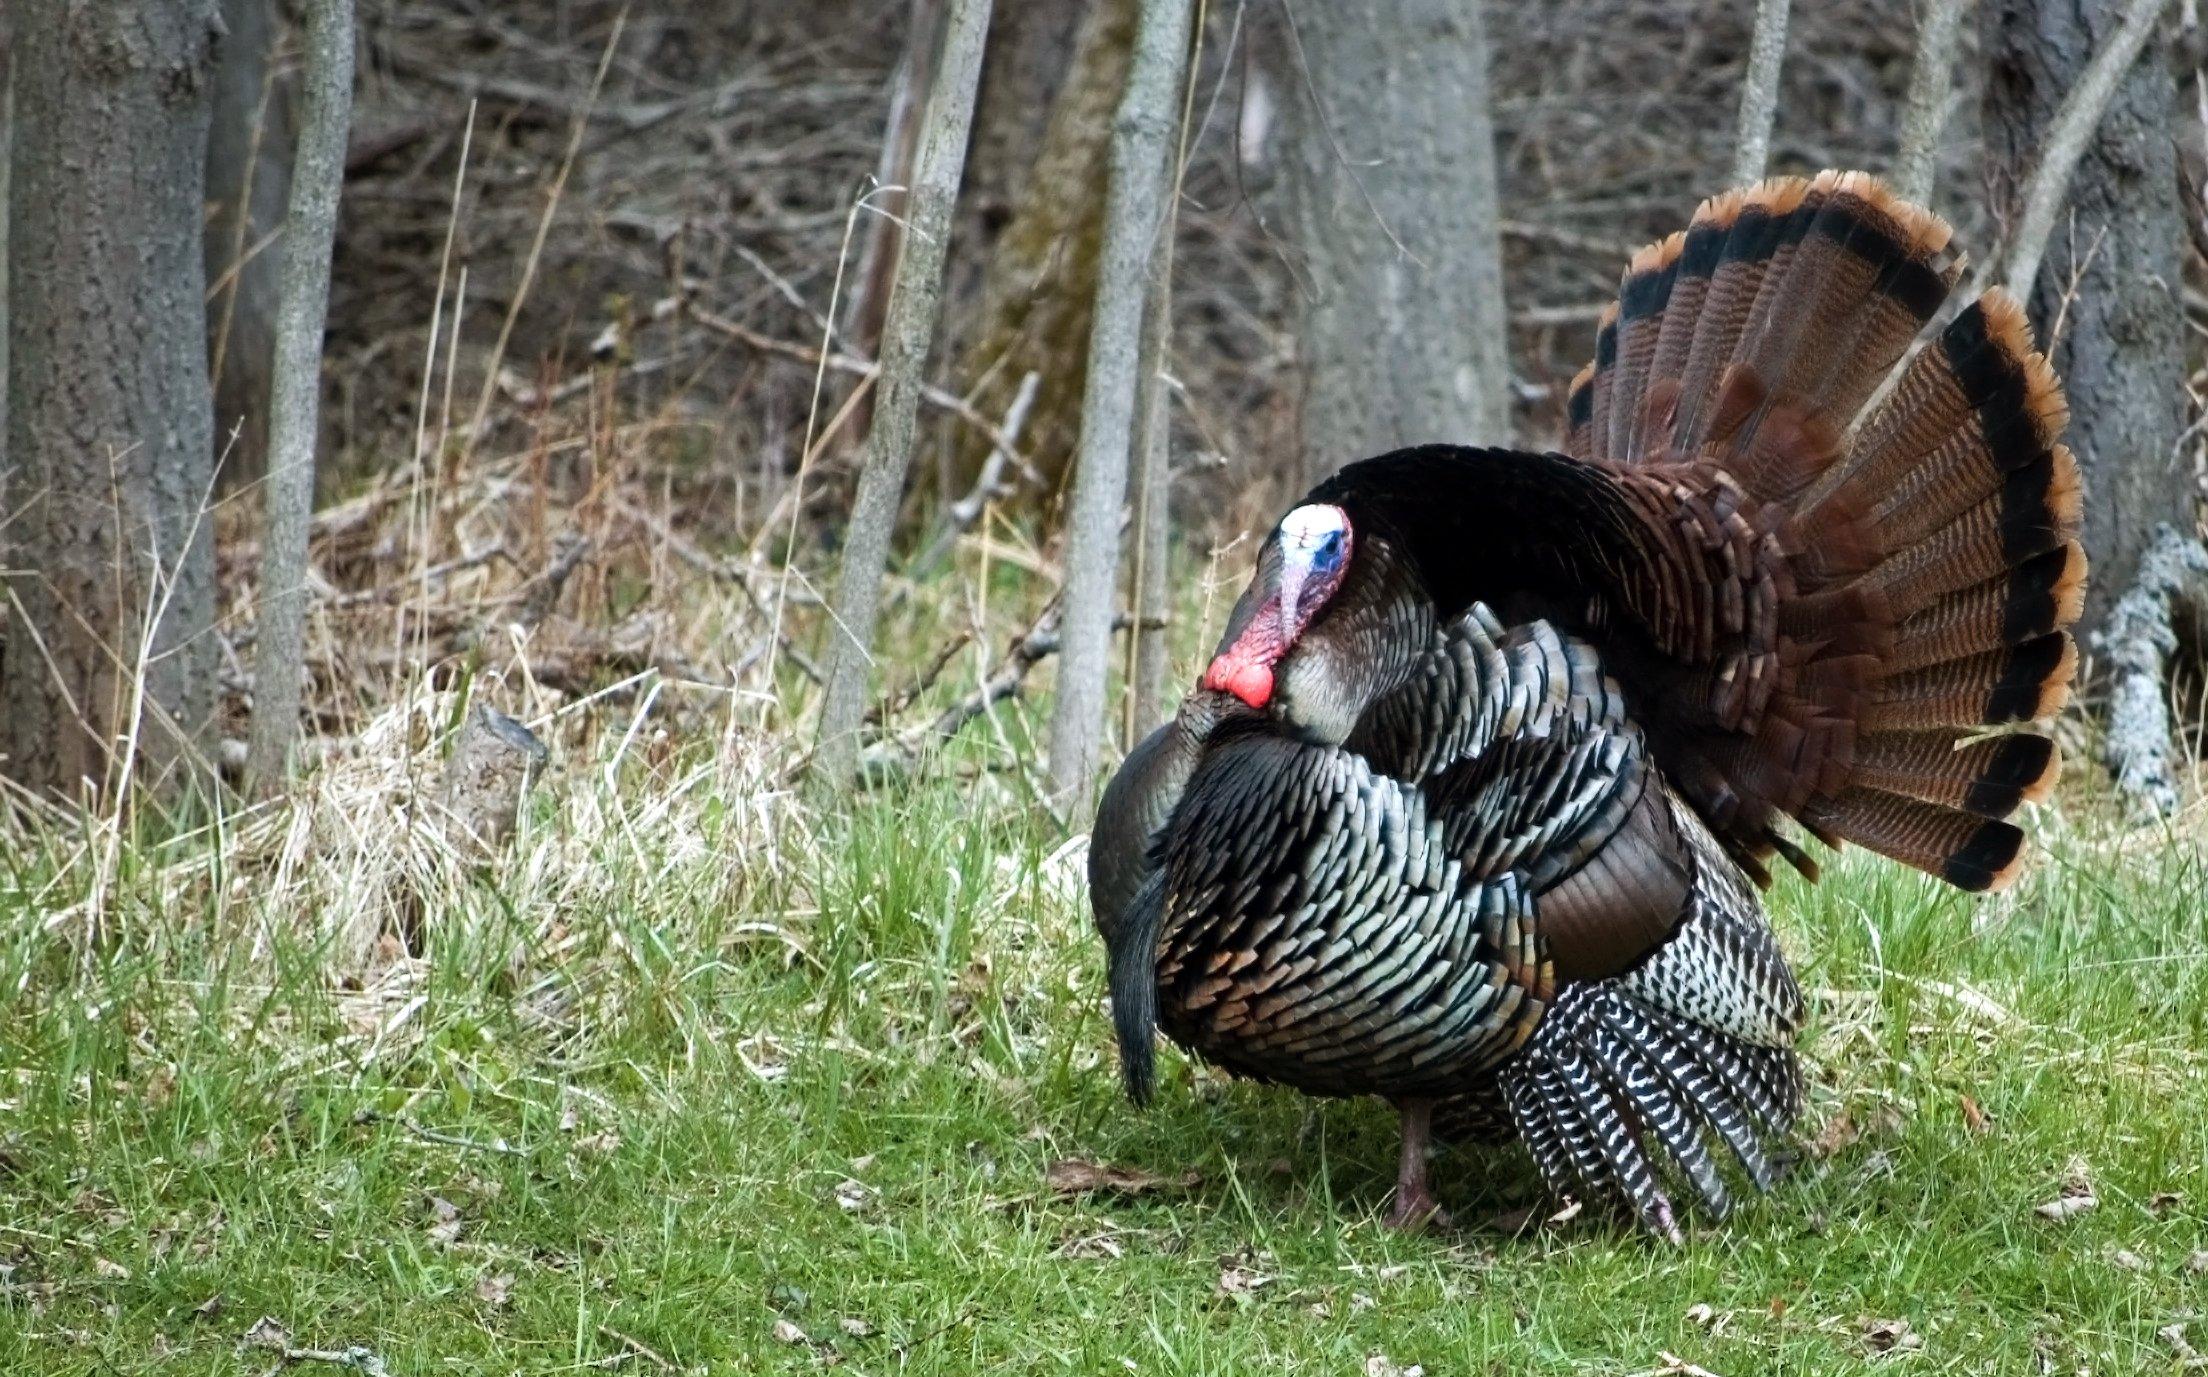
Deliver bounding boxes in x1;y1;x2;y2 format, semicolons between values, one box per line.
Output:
1202;501;1429;744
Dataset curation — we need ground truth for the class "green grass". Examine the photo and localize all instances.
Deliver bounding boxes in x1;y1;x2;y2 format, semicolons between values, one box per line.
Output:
2;712;2205;1375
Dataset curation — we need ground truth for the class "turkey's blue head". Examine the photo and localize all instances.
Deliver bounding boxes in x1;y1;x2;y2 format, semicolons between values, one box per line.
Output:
1203;503;1353;710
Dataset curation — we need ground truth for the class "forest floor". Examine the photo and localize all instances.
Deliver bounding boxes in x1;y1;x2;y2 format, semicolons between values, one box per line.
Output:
3;699;2205;1376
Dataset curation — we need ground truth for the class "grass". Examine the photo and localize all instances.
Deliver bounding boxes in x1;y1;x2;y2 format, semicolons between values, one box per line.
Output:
1;678;2205;1375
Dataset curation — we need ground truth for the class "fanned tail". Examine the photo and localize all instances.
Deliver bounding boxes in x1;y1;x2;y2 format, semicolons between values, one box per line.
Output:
1564;171;2080;892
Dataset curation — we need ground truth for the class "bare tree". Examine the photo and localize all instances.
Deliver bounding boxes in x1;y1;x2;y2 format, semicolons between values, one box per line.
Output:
205;0;294;487
245;0;356;794
1047;0;1195;806
1278;0;1511;485
3;0;226;797
1893;0;1970;205
842;0;946;415
1986;0;2189;817
1126;263;1175;741
811;0;995;792
1732;0;1793;184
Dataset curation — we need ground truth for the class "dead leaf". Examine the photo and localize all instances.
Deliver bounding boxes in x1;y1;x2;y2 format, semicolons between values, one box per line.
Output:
771;1318;809;1346
1056;1233;1125;1260
833;1179;876;1212
475;1272;514;1308
192;1295;224;1321
2162;1324;2208;1369
238;1316;291;1352
2150;1191;2184;1216
1044;1159;1198;1197
1362;1356;1425;1377
1959;1095;1989;1134
1861;1317;1922;1355
93;1257;130;1281
1217;1265;1273;1296
572;1129;621;1157
1685;1303;1717;1328
838;1316;875;1339
2034;1160;2096;1222
2109;1248;2148;1273
2034;1192;2097;1222
426;1195;462;1247
2186;1251;2208;1275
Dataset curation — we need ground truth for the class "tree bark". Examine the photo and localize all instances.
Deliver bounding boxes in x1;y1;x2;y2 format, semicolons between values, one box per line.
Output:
1277;0;1511;485
1046;0;1194;808
1731;0;1793;185
1893;0;1970;205
842;0;945;382
3;0;226;798
811;0;994;793
1;24;13;481
1985;0;2186;639
947;0;1137;500
965;0;1081;236
205;0;294;488
245;0;355;794
2093;523;2208;817
1126;259;1175;742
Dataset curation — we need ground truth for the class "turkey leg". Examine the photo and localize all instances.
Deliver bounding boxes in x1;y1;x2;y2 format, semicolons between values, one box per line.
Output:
1384;1098;1450;1230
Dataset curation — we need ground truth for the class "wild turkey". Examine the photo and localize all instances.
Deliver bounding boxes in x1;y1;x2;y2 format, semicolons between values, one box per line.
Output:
1090;172;2081;1238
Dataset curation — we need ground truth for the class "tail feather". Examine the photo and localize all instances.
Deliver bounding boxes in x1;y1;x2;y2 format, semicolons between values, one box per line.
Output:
1567;171;2079;892
1803;787;2027;891
1500;987;1794;1236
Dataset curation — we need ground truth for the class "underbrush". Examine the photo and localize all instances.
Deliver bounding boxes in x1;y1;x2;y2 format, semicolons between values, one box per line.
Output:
1;646;2204;1373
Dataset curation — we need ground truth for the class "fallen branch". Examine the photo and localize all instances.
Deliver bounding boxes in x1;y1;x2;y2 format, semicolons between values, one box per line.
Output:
2094;521;2208;818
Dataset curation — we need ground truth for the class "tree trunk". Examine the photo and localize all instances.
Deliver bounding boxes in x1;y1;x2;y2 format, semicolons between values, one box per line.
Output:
842;0;945;384
1046;0;1194;809
1985;0;2186;640
3;0;226;799
1893;0;1969;205
964;0;1080;236
1731;0;1793;185
246;0;355;794
810;0;995;794
1277;0;1511;485
947;0;1137;500
1126;260;1174;742
205;0;294;489
1;23;12;483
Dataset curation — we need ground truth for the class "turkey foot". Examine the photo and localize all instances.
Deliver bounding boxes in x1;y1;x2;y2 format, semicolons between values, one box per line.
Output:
1384;1099;1451;1231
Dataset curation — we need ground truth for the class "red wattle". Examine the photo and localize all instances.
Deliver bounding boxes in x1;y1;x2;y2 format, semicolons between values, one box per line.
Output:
1204;655;1274;709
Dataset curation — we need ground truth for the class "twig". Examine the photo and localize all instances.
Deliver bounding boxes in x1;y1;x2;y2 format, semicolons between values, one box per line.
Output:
460;11;627;457
402;1118;528;1156
909;368;1042;577
597;1326;677;1372
691;308;1039;482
